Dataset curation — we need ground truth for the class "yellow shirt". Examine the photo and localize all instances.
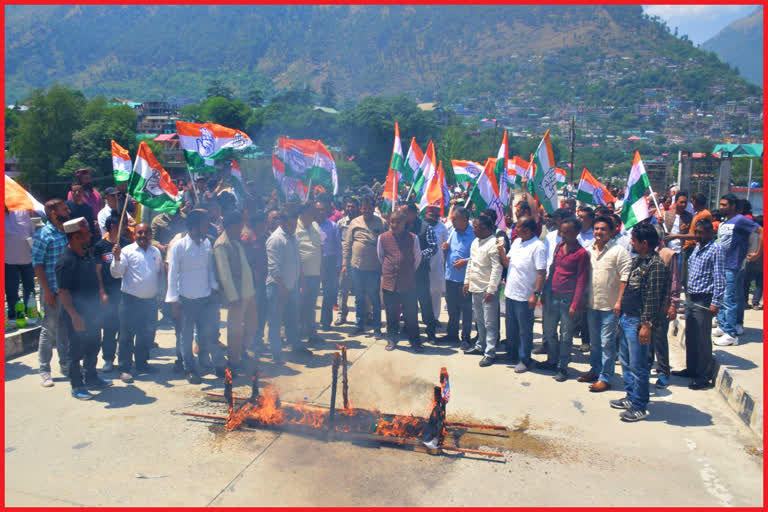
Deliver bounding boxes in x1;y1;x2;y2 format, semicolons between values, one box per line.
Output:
295;217;322;277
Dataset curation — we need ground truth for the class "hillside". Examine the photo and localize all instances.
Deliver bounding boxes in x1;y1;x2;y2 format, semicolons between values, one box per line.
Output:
702;7;763;87
4;5;761;107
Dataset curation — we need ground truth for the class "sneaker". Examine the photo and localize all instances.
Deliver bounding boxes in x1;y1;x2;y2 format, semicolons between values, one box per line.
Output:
71;388;94;400
459;341;471;352
85;377;113;388
609;397;632;410
554;370;567;382
422;438;439;449
479;356;494;367
40;372;54;388
655;375;669;389
620;408;650;422
711;327;725;337
120;372;134;383
713;334;739;346
186;372;202;384
514;362;528;374
736;325;745;336
464;346;484;355
102;361;114;372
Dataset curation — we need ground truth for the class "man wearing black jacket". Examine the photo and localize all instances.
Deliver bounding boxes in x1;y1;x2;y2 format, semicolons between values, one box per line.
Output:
404;203;438;343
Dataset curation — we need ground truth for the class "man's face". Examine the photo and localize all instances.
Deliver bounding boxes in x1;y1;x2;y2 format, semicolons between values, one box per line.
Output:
316;202;330;221
577;210;592;229
267;210;280;232
504;212;514;228
675;195;688;214
135;224;152;249
517;224;533;241
694;225;713;245
719;199;733;216
593;220;612;243
106;194;118;208
559;221;578;245
472;219;489;239
630;234;647;254
54;203;70;223
453;213;469;232
360;201;373;218
196;179;207;192
389;215;404;234
79;172;93;189
71;187;83;203
425;207;439;224
345;202;359;219
405;208;417;224
282;216;298;235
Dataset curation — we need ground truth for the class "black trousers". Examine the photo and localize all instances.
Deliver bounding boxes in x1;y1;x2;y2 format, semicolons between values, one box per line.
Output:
63;317;100;388
686;293;716;383
648;317;670;377
415;270;436;338
117;293;157;372
101;292;120;362
383;288;420;345
445;280;472;342
5;263;35;318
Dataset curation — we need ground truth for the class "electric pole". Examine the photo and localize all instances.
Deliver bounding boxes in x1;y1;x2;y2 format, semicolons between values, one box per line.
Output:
569;116;575;184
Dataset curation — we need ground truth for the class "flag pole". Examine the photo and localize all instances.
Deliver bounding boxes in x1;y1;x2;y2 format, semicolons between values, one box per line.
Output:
116;167;135;238
303;178;312;204
645;182;667;233
405;176;417;203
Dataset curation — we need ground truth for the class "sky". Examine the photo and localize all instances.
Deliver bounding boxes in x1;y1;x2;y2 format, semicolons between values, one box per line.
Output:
642;5;759;46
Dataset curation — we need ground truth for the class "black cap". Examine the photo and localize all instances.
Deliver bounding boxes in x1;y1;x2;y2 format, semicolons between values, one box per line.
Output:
104;187;119;196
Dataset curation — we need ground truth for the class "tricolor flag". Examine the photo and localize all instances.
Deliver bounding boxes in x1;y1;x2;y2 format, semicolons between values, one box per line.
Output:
176;120;253;173
381;122;405;214
620;151;652;229
451;159;483;185
418;160;450;215
412;140;436;203
402;137;424;185
555;168;567;189
230;159;246;203
272;154;308;202
494;131;510;212
577;168;617;206
508;155;533;187
468;158;505;228
531;130;558;214
275;137;338;195
111;140;132;183
127;142;183;214
4;175;45;217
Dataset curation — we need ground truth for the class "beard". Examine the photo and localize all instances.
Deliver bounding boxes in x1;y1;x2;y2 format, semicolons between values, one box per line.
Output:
53;212;70;224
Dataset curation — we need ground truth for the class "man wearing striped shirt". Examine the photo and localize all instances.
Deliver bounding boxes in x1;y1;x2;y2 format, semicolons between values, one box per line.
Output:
672;218;725;389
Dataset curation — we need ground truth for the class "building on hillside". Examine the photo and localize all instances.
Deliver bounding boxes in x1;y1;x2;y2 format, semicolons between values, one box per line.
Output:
153;133;186;176
137;102;180;134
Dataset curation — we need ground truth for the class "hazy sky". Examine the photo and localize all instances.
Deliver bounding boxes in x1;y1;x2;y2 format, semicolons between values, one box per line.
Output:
642;5;759;45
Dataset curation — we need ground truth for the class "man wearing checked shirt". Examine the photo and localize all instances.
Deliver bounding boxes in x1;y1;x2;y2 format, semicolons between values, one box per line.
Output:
671;218;725;390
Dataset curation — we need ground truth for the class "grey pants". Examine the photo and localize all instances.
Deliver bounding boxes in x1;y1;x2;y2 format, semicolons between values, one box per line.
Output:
472;292;499;358
38;296;69;374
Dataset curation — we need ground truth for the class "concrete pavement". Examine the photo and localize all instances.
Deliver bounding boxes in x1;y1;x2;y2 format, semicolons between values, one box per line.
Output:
4;305;764;506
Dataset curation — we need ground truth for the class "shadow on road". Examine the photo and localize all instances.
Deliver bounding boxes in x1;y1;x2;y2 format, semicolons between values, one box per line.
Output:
5;361;37;382
91;384;157;409
646;400;713;427
715;350;758;371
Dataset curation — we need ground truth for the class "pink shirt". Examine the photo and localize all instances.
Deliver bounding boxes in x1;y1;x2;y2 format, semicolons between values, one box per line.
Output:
550;242;590;311
67;189;103;219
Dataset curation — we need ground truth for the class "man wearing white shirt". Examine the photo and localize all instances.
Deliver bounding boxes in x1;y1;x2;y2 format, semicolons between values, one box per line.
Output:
463;215;503;367
111;223;165;383
497;217;546;373
426;205;449;323
165;209;225;384
98;188;132;237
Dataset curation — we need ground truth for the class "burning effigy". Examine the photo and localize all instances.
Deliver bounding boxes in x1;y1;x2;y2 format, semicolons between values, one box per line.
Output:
183;346;507;460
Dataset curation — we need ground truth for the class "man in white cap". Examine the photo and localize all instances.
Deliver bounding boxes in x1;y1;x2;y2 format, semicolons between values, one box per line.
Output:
57;217;112;400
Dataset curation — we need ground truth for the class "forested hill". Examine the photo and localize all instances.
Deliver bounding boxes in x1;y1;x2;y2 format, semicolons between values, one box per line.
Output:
702;7;763;87
5;5;760;106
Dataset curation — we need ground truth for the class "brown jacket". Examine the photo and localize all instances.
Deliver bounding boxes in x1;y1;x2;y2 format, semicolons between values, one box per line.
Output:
378;230;418;293
343;215;386;271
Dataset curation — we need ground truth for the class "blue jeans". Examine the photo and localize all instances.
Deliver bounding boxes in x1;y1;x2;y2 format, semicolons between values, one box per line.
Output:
544;294;576;370
267;283;300;354
473;292;499;357
505;298;534;366
718;268;744;336
617;314;650;411
179;295;224;373
351;268;381;330
588;309;619;383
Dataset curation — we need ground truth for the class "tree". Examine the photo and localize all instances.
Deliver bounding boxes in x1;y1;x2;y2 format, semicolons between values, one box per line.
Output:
206;79;234;100
199;97;251;131
9;84;87;198
320;78;336;107
247;88;264;108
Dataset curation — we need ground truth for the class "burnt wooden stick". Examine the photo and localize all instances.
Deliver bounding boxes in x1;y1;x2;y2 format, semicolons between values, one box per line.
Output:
182;411;227;421
249;364;260;402
341;346;349;409
329;353;341;431
224;368;234;417
439;445;505;458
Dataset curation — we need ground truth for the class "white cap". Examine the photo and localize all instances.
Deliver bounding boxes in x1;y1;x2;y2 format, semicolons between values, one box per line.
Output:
63;217;87;233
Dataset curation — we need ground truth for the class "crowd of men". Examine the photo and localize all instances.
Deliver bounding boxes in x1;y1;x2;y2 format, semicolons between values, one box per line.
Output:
5;167;764;422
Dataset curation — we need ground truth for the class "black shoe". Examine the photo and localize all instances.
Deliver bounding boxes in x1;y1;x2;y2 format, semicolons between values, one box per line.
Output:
135;364;155;375
532;345;548;355
173;359;184;374
352;327;365;335
609;397;632;410
459;341;471;352
186;372;202;384
689;380;714;390
671;369;693;378
464;347;483;355
479;356;494;367
577;345;590;353
439;335;459;344
412;343;424;353
554;370;568;382
537;361;558;371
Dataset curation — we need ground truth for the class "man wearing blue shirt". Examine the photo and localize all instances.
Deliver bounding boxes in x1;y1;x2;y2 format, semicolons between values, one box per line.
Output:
440;207;475;350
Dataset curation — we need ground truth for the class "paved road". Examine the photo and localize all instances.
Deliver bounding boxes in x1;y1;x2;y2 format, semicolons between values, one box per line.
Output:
5;307;763;506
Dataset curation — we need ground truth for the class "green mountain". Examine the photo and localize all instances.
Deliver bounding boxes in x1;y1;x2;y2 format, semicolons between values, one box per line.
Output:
702;7;763;87
5;5;760;106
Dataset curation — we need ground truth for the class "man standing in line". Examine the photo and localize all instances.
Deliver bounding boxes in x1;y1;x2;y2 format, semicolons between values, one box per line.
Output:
537;208;569;356
316;197;342;331
497;216;546;373
67;168;103;219
342;196;386;336
241;210;268;353
110;223;165;382
404;203;438;343
5;206;36;321
334;198;360;326
672;218;725;389
266;206;308;362
664;192;713;286
33;199;71;387
98;187;133;236
57;218;112;399
463;214;503;367
213;211;257;371
582;215;631;392
166;209;227;384
94;214;132;372
539;216;590;382
712;193;763;346
377;211;422;352
440;207;475;350
426;204;450;327
296;201;324;344
610;223;668;422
